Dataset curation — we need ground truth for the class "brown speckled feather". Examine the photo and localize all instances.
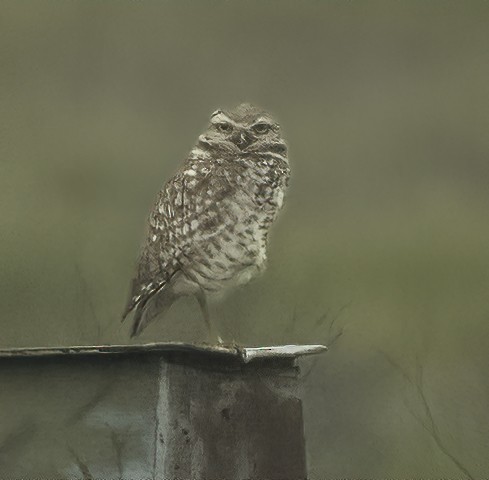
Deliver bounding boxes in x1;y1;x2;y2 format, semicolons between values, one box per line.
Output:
123;104;290;337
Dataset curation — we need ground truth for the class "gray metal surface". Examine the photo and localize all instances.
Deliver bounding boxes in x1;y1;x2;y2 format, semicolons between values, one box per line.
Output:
0;344;325;478
156;352;308;479
0;342;327;361
0;353;160;477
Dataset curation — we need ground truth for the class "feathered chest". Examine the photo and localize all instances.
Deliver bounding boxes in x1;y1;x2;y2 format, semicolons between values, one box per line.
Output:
184;155;289;212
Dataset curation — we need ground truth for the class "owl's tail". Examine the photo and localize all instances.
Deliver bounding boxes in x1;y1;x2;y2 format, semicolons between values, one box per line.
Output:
130;284;177;338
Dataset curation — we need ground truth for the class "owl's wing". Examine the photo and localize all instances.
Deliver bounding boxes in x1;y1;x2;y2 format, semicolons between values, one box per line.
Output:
122;172;188;321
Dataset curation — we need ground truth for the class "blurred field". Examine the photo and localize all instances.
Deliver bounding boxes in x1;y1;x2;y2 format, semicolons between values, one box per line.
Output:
1;1;489;477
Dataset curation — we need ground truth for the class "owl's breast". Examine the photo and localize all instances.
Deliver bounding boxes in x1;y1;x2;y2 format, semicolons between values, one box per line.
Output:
184;191;267;293
178;156;288;294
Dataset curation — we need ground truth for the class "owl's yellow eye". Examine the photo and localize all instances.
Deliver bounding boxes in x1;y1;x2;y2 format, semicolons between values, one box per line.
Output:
216;122;233;133
252;123;271;134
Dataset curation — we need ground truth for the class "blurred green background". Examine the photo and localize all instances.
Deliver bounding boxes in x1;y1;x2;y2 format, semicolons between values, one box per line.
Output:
1;1;489;477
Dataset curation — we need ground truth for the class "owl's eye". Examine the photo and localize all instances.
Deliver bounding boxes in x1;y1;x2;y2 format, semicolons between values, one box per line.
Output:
216;122;233;133
252;123;271;134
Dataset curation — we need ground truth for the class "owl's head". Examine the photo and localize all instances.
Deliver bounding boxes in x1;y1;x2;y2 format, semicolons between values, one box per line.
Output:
198;103;287;157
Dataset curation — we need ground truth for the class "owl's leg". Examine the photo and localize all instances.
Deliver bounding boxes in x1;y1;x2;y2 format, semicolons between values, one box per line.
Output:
195;290;223;344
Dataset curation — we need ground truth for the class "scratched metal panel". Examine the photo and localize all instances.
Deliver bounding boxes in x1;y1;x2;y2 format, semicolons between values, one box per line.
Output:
155;353;307;479
0;354;160;477
0;345;320;478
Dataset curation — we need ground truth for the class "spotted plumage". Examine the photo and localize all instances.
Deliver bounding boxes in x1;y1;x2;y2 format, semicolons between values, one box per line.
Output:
122;103;290;338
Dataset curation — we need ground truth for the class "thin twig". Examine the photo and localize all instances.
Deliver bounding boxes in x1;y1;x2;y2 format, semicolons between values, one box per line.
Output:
313;308;331;331
67;446;93;480
379;350;475;480
301;304;348;379
74;262;102;343
285;306;299;335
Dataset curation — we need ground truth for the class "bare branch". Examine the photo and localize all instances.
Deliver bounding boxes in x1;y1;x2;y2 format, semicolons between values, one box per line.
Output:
74;262;102;343
380;350;476;480
328;301;352;337
67;445;93;480
313;308;331;331
301;303;349;380
285;306;299;336
379;350;412;385
326;329;343;348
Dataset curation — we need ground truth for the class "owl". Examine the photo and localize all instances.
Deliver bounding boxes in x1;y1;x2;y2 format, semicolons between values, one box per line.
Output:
122;103;290;340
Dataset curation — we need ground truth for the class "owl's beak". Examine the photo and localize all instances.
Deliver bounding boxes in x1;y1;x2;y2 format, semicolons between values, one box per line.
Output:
233;131;252;150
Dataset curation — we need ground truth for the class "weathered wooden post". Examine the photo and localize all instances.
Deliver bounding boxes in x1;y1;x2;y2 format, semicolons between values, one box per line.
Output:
0;342;325;478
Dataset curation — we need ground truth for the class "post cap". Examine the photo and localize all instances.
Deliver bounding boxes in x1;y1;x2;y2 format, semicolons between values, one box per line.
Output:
0;342;327;363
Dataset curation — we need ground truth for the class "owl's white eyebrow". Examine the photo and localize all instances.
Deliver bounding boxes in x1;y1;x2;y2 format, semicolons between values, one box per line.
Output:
210;113;235;125
252;117;272;125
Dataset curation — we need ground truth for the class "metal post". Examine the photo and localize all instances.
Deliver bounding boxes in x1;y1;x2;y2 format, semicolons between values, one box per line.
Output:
0;343;325;478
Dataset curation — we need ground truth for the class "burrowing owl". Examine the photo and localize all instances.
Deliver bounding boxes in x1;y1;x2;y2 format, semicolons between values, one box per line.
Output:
122;103;290;339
